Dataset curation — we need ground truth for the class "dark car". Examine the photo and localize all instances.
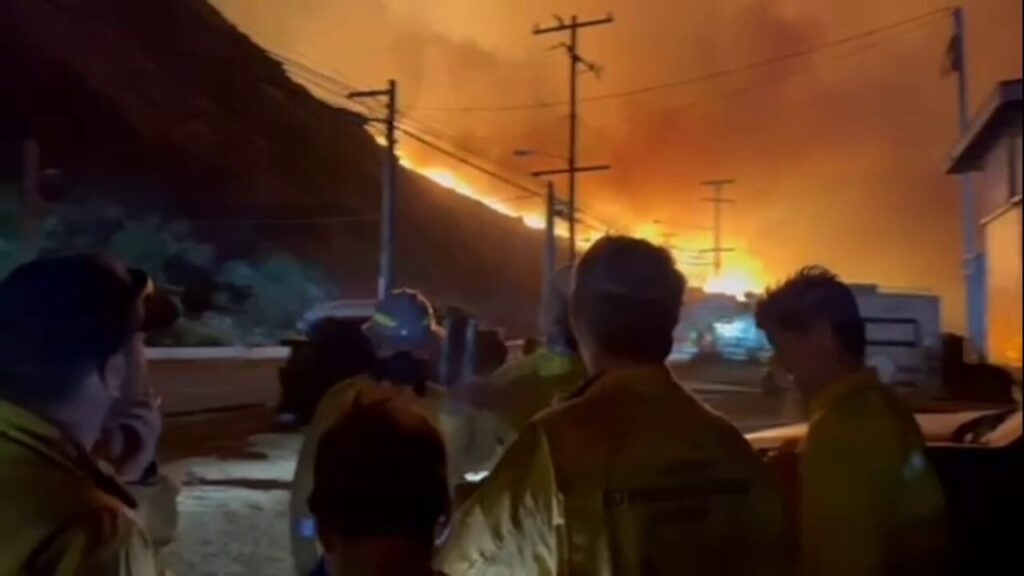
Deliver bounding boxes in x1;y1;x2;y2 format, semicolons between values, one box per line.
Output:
747;408;1022;574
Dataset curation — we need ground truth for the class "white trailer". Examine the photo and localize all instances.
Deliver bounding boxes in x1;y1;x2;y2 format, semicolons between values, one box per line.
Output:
851;284;941;389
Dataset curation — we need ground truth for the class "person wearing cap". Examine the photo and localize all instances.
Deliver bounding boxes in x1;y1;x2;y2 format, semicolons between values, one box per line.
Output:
309;391;451;576
456;265;586;477
755;267;946;576
438;236;790;575
0;254;172;575
291;288;462;576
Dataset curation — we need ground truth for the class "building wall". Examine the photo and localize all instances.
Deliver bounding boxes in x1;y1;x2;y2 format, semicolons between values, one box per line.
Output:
984;203;1022;368
975;133;1018;248
978;125;1022;367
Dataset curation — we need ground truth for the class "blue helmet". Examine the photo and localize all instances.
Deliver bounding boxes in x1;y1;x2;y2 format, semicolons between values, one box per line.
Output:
362;289;444;353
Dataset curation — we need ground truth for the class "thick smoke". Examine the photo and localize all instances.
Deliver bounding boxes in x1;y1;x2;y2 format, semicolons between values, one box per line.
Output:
212;0;1022;331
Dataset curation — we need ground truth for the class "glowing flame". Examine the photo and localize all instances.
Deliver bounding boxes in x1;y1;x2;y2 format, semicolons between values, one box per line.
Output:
417;166;550;230
375;133;771;297
703;269;765;300
522;214;546;230
420;168;477;201
1003;336;1022;368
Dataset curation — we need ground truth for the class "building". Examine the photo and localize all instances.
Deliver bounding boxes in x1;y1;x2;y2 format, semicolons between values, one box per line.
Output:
948;79;1022;369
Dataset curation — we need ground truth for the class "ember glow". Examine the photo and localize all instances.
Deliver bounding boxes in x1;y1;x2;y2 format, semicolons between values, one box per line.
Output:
704;270;765;300
414;160;771;296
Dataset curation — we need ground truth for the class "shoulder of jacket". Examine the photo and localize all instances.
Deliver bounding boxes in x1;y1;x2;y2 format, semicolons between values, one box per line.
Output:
30;497;151;574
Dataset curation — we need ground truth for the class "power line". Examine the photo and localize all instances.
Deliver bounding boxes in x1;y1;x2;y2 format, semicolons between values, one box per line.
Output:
398;126;615;234
409;7;950;113
267;48;621;234
532;13;614;260
269;49;364;94
397;127;543;198
700;179;736;275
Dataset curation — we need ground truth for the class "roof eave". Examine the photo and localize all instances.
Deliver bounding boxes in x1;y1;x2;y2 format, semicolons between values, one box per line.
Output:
947;79;1022;174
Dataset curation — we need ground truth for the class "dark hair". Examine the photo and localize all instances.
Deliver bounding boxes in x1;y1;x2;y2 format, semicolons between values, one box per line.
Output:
0;254;143;407
308;394;450;543
572;236;686;362
755;266;866;360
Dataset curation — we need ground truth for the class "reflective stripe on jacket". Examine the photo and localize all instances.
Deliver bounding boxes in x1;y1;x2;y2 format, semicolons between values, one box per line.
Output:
438;364;790;576
0;400;158;575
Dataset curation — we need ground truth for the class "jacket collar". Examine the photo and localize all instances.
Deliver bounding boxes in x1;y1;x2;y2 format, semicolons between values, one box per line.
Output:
565;363;674;402
0;399;137;508
809;367;880;421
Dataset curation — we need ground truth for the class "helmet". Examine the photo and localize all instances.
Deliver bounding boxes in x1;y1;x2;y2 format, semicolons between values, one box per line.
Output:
363;289;444;353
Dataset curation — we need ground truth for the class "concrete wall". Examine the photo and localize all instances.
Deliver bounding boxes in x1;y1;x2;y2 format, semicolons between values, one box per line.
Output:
147;348;287;415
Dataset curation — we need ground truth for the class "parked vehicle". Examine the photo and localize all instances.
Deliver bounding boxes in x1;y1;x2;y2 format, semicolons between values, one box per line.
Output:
277;299;505;425
747;408;1022;574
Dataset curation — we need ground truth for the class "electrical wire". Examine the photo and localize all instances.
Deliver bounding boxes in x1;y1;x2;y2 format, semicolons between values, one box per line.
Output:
268;48;621;234
408;7;951;113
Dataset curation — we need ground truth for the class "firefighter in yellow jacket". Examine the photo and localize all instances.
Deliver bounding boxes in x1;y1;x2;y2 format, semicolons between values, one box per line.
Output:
438;236;790;575
756;267;947;576
0;255;161;575
457;265;586;473
291;288;482;575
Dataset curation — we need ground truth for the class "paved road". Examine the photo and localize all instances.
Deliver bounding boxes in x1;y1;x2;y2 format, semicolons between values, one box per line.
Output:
155;358;803;575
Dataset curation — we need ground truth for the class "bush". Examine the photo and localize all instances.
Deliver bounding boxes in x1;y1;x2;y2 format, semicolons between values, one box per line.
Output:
2;196;339;346
218;252;338;342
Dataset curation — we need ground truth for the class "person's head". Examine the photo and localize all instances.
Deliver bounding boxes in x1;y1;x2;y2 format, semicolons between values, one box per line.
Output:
363;289;443;360
755;266;866;398
0;254;171;448
308;392;450;574
571;236;686;373
542;264;578;353
363;289;444;395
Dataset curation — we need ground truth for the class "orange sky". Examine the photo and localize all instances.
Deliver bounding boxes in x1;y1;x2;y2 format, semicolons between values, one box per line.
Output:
211;0;1022;332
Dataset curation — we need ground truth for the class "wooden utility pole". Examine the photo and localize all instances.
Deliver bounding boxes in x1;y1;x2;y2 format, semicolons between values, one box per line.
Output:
700;179;736;275
948;6;985;353
349;80;398;298
543;181;558;292
533;13;613;260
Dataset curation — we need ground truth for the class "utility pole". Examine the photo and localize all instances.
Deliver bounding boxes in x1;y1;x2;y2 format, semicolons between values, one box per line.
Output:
949;6;985;354
533;13;613;260
349;80;398;299
540;180;560;332
543;181;558;291
700;179;736;275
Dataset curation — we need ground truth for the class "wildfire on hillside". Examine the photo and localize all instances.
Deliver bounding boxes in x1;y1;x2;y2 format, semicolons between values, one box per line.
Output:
392;142;769;299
